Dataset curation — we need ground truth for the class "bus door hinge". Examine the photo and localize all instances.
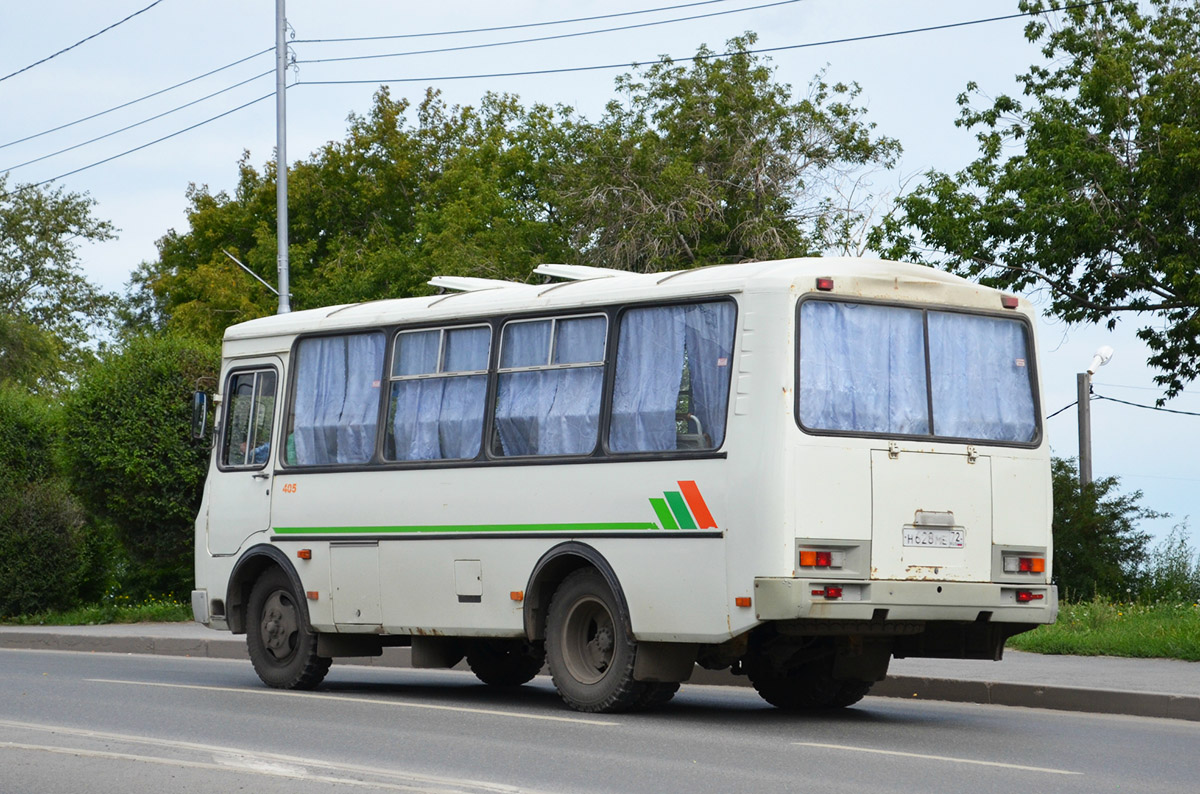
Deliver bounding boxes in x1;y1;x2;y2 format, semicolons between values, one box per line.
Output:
966;445;979;464
888;441;900;460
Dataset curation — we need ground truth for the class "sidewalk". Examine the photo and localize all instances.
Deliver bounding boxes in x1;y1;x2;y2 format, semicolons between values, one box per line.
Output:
1;622;1196;721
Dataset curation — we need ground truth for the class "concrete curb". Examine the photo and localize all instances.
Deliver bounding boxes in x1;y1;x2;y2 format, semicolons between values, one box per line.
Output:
4;630;1196;721
871;676;1200;722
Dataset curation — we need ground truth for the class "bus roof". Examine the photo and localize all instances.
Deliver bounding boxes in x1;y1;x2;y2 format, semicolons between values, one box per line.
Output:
222;257;1010;343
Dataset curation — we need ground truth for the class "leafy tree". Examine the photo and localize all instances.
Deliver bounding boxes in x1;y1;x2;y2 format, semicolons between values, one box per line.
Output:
131;88;575;344
130;36;900;343
60;333;219;596
1051;457;1156;601
0;174;115;389
568;34;901;271
876;0;1200;398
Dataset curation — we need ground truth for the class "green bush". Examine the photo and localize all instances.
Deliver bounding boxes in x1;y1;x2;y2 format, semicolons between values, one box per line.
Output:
0;481;92;616
60;333;218;597
1139;525;1200;604
0;386;59;485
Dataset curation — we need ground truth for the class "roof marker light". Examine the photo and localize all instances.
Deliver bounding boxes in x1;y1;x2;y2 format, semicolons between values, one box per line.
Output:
1001;295;1020;309
816;277;834;291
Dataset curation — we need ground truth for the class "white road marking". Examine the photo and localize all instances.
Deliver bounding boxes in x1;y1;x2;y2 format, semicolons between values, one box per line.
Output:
792;741;1082;776
86;678;619;726
0;720;540;793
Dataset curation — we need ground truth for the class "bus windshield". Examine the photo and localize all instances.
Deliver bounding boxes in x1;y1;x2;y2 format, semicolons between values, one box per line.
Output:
797;299;1038;443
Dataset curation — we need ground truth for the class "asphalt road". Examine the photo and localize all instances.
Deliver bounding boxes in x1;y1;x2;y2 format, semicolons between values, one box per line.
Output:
2;648;1197;793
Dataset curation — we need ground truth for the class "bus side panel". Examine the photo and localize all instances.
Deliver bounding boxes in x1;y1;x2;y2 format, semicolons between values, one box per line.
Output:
270;462;738;643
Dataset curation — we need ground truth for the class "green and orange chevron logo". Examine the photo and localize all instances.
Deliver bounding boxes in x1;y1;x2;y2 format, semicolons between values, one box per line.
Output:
648;480;717;530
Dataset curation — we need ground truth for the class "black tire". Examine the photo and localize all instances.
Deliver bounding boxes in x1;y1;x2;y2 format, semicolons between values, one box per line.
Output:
246;567;331;689
745;656;868;711
466;639;546;687
631;681;680;711
545;568;646;713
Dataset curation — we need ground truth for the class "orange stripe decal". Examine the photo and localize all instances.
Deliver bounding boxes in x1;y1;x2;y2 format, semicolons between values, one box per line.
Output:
677;481;717;529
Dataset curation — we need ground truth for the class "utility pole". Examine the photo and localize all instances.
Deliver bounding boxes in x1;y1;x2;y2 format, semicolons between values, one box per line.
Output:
1078;345;1114;487
275;0;291;314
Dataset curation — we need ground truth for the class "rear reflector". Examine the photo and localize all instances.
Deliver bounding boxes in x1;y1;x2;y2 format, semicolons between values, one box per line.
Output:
812;586;843;599
1016;590;1044;603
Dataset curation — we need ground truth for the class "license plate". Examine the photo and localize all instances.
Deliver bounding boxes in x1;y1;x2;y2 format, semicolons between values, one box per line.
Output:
903;528;964;548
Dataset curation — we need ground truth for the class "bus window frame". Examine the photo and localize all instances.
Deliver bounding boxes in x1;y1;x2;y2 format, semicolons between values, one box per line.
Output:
276;296;738;474
793;293;1043;448
216;365;280;473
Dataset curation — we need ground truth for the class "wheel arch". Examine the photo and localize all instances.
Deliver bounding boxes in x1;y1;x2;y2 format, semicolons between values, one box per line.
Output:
523;541;631;642
226;544;305;635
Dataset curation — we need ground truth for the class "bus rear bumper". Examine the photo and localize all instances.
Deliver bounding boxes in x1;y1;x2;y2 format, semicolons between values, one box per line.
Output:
753;578;1058;624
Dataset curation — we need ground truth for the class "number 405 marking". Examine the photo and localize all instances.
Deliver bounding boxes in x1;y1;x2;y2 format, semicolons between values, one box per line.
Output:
281;483;297;494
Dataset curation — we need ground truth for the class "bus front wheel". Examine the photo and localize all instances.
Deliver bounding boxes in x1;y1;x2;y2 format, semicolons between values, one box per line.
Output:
545;568;645;713
246;567;331;690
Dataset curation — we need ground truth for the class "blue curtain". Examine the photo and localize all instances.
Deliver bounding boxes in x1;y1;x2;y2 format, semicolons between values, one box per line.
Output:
389;326;490;460
610;307;686;452
495;317;604;456
292;333;384;465
684;302;735;448
799;301;929;434
928;312;1036;442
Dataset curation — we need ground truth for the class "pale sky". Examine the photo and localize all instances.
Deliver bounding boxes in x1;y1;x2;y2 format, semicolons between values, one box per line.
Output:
2;0;1196;542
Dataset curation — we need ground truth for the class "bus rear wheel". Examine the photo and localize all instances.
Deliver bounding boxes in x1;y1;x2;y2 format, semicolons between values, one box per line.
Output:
466;639;545;687
246;567;331;690
745;656;871;710
545;568;645;713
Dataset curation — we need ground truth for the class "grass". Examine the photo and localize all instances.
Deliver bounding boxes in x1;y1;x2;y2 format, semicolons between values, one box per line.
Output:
1007;599;1200;661
1;594;191;626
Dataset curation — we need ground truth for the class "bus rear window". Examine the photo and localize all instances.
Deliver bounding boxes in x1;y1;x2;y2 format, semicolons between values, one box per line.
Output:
798;300;1037;443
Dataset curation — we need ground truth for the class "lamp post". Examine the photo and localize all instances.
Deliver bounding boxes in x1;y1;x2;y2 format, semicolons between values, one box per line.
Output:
1077;345;1114;486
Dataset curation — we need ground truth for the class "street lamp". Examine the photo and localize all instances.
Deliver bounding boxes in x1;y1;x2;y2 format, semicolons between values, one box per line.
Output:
1077;345;1114;486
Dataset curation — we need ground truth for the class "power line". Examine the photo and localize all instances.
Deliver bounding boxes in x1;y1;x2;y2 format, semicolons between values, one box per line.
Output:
294;0;746;44
0;48;273;151
0;0;169;84
1093;393;1200;417
1046;400;1078;420
297;0;801;66
2;70;273;173
1;92;275;198
296;1;1113;86
5;0;1115;198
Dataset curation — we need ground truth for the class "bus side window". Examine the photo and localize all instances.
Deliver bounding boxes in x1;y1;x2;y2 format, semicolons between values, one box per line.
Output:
493;315;606;457
609;302;735;453
386;325;491;461
288;333;385;465
222;369;277;468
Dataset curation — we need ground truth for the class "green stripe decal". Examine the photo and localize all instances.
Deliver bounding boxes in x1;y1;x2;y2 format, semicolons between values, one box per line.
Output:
649;498;678;530
663;491;698;530
274;522;658;535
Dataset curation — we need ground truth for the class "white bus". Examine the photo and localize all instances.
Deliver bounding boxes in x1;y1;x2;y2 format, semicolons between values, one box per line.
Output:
191;257;1057;713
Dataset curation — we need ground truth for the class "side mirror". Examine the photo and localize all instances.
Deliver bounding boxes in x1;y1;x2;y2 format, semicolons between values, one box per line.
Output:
191;391;209;441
